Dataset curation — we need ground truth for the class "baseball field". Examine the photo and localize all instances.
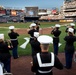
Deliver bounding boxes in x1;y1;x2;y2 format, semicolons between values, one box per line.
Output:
0;22;76;56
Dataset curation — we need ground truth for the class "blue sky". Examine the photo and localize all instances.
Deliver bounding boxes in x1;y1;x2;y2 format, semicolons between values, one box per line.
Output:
0;0;64;9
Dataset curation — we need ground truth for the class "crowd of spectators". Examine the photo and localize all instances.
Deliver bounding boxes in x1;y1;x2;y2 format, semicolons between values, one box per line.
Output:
39;0;76;20
0;16;21;23
39;14;64;20
64;12;76;16
63;0;76;18
64;0;76;9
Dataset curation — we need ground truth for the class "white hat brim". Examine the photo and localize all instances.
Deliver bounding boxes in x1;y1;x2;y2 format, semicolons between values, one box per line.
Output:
55;24;60;27
70;23;75;26
68;28;74;33
9;26;15;29
37;35;53;44
30;23;36;27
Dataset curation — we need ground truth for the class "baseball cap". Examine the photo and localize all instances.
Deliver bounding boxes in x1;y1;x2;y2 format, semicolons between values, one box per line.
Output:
37;35;53;44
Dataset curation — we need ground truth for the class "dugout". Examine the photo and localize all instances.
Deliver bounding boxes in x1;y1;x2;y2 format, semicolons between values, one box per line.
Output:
24;17;39;22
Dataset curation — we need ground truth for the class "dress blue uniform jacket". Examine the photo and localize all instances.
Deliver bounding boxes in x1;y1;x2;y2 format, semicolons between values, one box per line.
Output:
31;52;63;75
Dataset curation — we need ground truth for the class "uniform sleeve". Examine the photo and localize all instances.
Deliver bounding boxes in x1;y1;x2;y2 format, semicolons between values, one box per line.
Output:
8;33;10;37
51;29;54;34
5;42;12;50
65;28;68;33
16;33;19;36
74;29;76;34
59;31;61;35
64;36;67;41
74;36;76;41
28;30;31;34
31;56;38;72
54;55;63;70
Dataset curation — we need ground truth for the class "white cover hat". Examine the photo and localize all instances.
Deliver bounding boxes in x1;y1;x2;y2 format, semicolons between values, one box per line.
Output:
68;28;74;33
34;32;39;38
70;23;75;26
9;26;15;29
0;34;4;40
55;24;60;27
30;23;36;27
37;35;53;44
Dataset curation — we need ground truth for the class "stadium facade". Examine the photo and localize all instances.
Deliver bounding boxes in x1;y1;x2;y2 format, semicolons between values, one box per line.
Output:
62;0;76;21
39;0;76;22
0;0;76;22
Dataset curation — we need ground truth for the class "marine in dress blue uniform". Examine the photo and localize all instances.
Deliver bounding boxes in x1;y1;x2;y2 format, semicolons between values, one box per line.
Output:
28;23;38;56
64;28;76;69
8;26;19;59
51;24;61;55
0;34;12;72
30;32;41;57
28;23;38;42
31;35;63;75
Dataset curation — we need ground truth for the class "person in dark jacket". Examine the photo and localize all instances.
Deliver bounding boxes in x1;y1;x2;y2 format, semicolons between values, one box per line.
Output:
28;23;37;43
8;26;19;59
64;28;76;69
30;32;41;57
28;23;38;56
31;35;63;75
0;34;12;72
51;24;61;55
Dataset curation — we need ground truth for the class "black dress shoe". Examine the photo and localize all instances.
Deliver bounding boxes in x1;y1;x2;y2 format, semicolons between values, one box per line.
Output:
13;56;19;59
64;65;71;69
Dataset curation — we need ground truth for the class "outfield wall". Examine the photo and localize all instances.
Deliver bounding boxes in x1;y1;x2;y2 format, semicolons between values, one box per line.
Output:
39;19;74;22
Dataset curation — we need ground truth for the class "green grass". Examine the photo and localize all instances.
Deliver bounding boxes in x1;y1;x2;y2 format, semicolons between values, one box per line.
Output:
0;22;76;56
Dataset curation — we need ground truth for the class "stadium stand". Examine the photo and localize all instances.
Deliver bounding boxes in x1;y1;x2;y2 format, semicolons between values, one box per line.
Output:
0;6;25;23
0;0;76;22
63;0;76;20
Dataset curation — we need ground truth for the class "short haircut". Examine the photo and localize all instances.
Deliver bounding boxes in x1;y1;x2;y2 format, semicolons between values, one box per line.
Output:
41;44;49;50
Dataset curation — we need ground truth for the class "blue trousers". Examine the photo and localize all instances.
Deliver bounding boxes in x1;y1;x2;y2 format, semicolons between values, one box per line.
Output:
3;58;11;72
53;43;58;55
65;51;74;69
12;46;18;58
